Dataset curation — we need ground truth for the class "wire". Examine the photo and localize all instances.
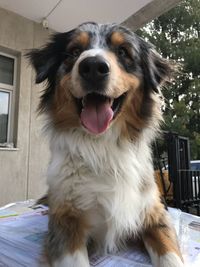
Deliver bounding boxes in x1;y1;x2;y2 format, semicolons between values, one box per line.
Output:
45;0;63;19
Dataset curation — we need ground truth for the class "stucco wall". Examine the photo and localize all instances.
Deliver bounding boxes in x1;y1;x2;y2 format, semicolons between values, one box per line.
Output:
0;7;51;205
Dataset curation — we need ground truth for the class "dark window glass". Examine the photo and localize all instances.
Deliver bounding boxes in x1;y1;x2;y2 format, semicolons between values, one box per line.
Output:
0;55;14;85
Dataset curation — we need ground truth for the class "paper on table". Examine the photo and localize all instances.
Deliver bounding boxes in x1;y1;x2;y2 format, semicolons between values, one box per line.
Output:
0;200;47;219
168;207;200;267
0;202;200;267
0;202;152;267
90;246;151;267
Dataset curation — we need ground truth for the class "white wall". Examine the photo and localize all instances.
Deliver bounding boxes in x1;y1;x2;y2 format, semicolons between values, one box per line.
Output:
0;7;50;205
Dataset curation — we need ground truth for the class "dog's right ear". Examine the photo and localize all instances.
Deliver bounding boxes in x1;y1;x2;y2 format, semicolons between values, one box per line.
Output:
26;30;75;84
139;37;174;93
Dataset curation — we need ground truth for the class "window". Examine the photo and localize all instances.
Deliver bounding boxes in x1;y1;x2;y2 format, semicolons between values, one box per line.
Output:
0;52;17;147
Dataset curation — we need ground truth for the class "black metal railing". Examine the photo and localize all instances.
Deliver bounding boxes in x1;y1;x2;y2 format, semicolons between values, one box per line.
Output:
154;132;200;216
175;170;200;215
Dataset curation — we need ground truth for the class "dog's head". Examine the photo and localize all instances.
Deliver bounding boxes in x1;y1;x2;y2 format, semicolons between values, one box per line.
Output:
27;22;172;138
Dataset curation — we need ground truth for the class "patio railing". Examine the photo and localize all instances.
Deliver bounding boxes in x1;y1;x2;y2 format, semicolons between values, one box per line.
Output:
175;170;200;215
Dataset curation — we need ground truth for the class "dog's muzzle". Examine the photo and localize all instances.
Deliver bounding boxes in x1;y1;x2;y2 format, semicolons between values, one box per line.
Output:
75;55;126;135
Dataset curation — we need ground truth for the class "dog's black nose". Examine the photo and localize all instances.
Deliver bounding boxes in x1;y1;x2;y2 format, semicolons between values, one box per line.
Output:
79;56;110;83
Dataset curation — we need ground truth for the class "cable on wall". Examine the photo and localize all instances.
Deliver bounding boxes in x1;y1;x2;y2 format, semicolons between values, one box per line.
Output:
42;0;63;29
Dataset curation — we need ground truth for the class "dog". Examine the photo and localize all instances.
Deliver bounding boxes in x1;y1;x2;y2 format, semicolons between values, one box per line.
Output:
27;22;184;267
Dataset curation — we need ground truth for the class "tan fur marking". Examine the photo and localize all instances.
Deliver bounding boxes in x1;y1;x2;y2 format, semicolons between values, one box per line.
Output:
144;226;183;259
119;89;162;140
50;74;80;130
76;32;90;47
68;31;90;50
111;32;125;46
50;202;89;252
143;200;183;262
119;88;146;139
105;52;140;98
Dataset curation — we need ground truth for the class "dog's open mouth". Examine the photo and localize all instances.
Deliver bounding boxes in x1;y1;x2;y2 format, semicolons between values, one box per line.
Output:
76;93;126;134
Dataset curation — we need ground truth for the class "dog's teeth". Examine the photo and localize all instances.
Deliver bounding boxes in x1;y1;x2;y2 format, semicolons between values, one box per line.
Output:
110;99;114;106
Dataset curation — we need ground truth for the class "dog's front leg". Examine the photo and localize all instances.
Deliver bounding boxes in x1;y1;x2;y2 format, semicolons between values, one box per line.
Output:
45;201;90;267
143;204;184;267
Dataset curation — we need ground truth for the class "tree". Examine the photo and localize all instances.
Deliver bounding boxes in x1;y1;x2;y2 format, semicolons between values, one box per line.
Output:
137;0;200;159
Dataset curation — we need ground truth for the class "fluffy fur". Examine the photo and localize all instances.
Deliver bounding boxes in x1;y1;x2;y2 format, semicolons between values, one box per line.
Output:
27;22;183;267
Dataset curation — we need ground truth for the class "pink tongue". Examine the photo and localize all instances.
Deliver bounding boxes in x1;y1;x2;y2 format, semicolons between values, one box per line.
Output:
81;97;114;134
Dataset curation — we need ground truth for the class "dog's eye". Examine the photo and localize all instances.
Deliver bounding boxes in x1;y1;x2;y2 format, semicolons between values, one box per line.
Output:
117;47;129;58
71;47;82;58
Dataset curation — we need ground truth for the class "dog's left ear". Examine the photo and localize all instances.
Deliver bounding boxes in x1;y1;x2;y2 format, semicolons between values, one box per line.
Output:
26;30;75;84
140;38;173;93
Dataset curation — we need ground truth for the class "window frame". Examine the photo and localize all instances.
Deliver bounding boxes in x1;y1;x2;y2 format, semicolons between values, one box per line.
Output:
0;51;17;147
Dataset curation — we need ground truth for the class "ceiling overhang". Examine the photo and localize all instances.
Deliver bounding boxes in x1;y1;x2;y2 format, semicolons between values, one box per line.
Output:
0;0;181;32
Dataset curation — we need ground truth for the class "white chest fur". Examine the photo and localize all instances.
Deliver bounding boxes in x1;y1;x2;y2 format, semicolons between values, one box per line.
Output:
47;127;158;252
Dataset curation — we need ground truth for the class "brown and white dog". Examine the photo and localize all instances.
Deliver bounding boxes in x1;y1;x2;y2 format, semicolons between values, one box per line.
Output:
28;22;183;267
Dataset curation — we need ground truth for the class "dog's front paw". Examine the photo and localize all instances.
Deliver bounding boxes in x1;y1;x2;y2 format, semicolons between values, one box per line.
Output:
159;252;184;267
53;250;90;267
